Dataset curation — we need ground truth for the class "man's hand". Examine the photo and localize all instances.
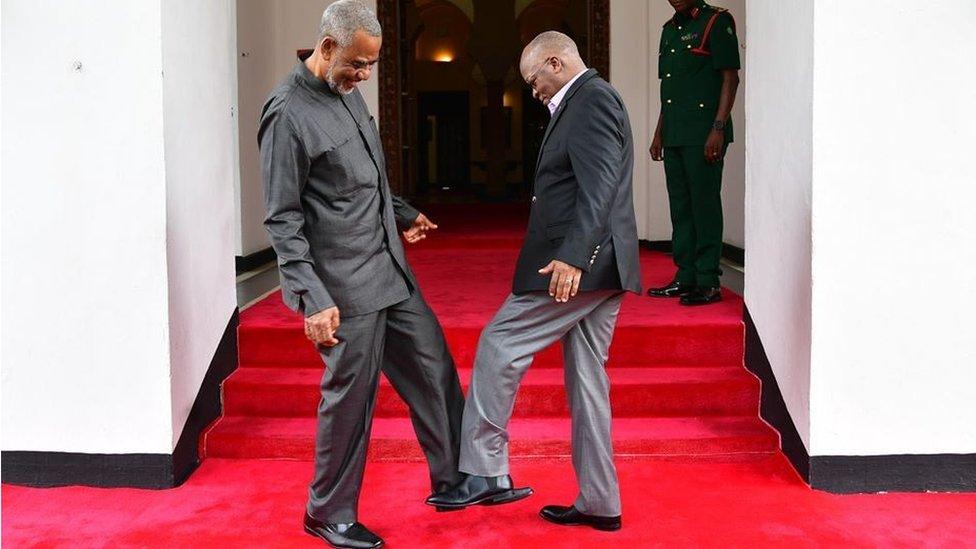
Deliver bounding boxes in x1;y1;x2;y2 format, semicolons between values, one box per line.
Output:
649;133;664;161
539;260;583;303
705;131;725;164
402;213;438;244
305;306;340;347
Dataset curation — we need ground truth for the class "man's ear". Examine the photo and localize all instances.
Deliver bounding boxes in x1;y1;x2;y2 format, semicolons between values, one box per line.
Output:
551;56;563;74
319;37;337;60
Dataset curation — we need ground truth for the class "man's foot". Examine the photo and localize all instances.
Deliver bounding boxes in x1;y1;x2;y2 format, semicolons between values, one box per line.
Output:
680;286;722;306
425;474;533;509
539;505;621;531
647;280;696;298
303;514;383;548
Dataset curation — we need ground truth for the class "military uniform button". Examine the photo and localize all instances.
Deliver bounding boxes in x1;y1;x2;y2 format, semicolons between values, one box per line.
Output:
531;196;537;203
670;48;675;53
687;44;692;49
667;99;672;104
666;73;671;78
699;103;705;108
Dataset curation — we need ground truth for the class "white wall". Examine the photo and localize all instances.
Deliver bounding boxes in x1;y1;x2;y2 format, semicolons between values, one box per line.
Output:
613;0;746;245
609;0;651;238
2;0;239;455
235;0;378;257
808;0;976;456
743;0;814;450
1;1;173;453
162;0;239;449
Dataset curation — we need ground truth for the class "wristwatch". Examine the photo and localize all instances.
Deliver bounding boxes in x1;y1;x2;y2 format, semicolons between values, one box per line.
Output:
711;119;726;131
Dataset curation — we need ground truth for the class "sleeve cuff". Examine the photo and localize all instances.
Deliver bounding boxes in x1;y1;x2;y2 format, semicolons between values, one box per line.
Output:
299;290;335;318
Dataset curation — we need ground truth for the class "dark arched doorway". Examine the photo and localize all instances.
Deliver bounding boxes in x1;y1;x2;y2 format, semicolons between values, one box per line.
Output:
376;0;609;202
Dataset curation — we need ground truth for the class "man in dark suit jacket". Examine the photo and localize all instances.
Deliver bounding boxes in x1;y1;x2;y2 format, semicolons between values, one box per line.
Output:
427;31;641;532
258;2;463;547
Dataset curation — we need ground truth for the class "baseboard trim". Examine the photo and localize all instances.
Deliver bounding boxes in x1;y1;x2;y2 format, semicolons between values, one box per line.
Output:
743;306;811;481
1;310;240;489
810;454;976;493
639;239;672;253
236;247;276;274
171;308;240;485
722;243;744;266
744;306;975;493
0;452;176;489
638;239;744;266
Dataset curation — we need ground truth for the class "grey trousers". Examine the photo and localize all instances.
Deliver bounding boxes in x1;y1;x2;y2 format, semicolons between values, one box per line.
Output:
459;290;625;517
306;290;464;523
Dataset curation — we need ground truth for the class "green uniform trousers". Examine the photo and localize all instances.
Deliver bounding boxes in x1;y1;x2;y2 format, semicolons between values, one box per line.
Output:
663;145;726;288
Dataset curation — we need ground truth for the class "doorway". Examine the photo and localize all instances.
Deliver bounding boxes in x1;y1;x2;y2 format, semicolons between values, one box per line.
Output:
376;0;610;203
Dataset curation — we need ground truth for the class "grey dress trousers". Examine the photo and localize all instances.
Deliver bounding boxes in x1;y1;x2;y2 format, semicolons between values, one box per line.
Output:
259;56;463;523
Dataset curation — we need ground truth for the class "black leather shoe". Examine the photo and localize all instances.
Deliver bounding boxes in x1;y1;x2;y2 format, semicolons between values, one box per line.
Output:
680;286;722;306
647;280;696;298
425;474;533;509
540;505;621;531
303;514;383;548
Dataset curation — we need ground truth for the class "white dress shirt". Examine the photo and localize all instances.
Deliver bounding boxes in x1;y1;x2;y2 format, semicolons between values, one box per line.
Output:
547;68;588;116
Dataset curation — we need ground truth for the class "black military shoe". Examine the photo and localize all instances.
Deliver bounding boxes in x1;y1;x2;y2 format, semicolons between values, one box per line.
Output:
647;280;697;298
303;514;383;548
680;286;722;306
540;505;621;531
425;474;533;509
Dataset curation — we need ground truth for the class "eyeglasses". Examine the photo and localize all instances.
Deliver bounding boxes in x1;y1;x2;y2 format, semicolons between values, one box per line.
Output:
345;57;379;73
525;57;554;88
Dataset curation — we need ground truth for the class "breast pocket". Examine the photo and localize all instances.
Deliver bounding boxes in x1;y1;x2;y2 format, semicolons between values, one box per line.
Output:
309;130;377;197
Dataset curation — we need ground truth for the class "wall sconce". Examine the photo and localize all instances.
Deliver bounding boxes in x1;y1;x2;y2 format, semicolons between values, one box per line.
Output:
433;50;454;63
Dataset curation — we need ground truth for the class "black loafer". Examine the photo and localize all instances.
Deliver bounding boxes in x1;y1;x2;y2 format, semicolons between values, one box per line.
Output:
680;286;722;306
303;514;383;548
425;474;533;509
540;504;621;531
647;280;697;298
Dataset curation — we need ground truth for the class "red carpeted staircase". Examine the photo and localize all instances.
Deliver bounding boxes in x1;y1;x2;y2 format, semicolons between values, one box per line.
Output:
205;205;777;462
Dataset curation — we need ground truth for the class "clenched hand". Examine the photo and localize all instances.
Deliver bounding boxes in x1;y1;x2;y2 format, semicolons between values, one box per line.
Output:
305;306;340;347
539;260;583;303
403;213;438;244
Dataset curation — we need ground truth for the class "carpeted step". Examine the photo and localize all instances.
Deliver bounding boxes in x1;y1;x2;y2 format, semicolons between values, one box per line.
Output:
238;324;744;369
204;416;778;461
222;366;759;418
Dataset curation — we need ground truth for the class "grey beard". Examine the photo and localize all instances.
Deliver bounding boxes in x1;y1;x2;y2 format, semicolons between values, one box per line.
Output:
325;64;355;95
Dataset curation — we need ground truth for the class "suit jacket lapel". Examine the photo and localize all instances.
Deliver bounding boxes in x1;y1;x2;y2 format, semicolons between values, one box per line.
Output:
535;69;599;174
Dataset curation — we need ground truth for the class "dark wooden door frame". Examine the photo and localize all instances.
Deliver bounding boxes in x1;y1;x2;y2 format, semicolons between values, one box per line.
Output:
375;0;610;194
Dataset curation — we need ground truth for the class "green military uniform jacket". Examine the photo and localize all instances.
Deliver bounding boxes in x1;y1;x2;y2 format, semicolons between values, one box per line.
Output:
659;1;740;147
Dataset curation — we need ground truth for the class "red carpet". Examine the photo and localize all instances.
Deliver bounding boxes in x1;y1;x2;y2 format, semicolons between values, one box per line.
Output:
208;204;772;462
7;205;974;546
5;457;976;547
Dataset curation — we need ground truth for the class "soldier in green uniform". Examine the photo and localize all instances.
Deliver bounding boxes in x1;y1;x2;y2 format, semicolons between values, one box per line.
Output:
647;0;740;306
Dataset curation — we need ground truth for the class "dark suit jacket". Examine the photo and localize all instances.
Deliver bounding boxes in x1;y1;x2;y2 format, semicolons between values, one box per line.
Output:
259;61;420;317
513;69;642;295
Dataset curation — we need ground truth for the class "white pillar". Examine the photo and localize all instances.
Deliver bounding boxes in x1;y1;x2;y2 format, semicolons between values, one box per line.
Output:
1;0;238;457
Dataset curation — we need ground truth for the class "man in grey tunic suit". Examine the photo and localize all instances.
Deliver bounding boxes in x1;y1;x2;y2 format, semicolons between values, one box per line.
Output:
258;2;462;547
426;32;641;532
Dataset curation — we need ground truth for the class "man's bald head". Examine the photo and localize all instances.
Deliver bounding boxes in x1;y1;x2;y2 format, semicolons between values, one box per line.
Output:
520;31;585;75
520;31;587;107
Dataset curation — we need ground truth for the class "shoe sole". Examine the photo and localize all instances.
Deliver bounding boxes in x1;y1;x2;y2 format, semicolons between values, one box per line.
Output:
304;525;384;548
539;511;621;531
427;487;534;510
680;297;722;306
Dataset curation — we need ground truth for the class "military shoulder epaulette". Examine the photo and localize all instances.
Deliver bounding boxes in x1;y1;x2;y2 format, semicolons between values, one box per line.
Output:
690;6;736;57
665;5;729;27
